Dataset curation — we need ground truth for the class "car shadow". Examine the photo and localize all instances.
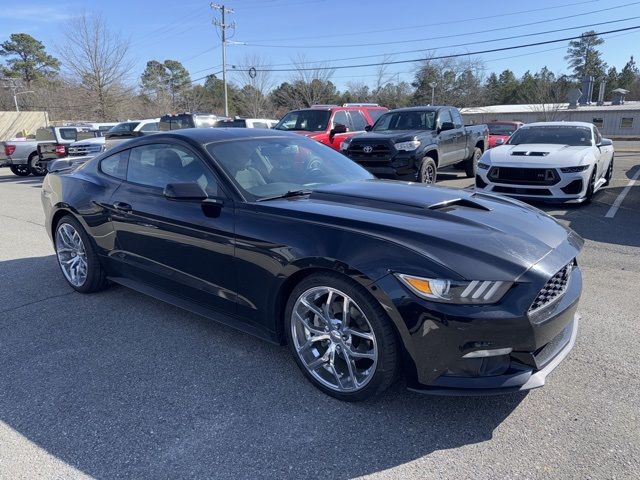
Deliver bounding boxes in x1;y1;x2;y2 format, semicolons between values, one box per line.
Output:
0;255;527;479
0;175;44;186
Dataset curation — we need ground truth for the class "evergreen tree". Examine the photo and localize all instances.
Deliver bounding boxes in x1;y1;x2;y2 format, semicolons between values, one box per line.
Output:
0;33;60;87
565;30;607;80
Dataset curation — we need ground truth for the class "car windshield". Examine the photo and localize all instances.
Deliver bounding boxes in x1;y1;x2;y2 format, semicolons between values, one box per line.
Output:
206;136;373;200
488;124;518;136
372;111;436;131
274;110;331;132
507;126;593;146
109;122;140;133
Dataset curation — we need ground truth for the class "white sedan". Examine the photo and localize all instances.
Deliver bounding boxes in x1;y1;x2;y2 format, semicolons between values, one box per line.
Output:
475;122;614;203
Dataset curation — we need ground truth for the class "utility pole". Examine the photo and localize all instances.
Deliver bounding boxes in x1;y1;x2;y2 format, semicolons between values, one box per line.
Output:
211;3;235;117
429;82;436;106
1;78;33;112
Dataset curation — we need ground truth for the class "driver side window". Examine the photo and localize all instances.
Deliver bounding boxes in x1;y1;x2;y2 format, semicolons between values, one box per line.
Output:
332;111;349;130
438;109;453;127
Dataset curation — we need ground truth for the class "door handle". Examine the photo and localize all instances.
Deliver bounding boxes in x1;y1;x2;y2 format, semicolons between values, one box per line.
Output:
112;201;132;213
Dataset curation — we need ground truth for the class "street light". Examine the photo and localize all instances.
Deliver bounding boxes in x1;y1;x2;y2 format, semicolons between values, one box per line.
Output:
429;82;436;106
13;90;34;112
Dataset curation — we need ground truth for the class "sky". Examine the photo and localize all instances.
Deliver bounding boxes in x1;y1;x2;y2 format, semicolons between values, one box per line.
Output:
1;0;640;91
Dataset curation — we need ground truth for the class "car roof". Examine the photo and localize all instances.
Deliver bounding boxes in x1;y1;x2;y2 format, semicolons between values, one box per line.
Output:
122;127;299;145
523;121;594;128
385;106;446;113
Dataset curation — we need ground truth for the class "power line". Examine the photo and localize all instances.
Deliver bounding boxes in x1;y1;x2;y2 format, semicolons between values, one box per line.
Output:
239;0;605;42
249;26;640;73
211;3;235;115
230;16;639;70
246;1;640;49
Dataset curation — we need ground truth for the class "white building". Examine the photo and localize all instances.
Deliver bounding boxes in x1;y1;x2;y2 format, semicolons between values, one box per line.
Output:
461;102;640;138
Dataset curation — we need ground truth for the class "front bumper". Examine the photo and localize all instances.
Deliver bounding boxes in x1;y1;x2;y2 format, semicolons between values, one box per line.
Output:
346;151;420;181
475;166;591;203
370;247;582;395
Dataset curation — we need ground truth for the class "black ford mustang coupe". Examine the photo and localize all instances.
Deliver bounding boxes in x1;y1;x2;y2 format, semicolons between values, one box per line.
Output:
42;128;583;401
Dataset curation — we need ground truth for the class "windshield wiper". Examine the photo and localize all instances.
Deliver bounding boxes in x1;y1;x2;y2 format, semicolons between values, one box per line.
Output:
256;189;313;202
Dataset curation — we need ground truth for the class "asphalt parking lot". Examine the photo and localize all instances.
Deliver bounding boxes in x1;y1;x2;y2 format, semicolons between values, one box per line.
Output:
0;156;639;480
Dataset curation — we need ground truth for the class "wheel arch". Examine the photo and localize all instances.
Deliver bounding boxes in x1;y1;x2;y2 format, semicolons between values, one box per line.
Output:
423;148;439;166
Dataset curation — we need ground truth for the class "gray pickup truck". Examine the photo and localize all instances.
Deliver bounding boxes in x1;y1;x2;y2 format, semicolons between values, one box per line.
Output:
341;106;488;183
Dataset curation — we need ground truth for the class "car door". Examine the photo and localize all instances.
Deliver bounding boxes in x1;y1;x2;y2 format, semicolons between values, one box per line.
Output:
449;108;468;161
436;109;456;165
328;110;351;150
108;141;237;315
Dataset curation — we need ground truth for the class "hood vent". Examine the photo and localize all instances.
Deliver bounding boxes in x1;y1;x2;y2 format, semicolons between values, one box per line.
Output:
511;151;549;157
427;198;490;212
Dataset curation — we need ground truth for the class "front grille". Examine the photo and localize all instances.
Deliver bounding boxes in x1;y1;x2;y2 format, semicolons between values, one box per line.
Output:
488;166;560;185
511;151;549;157
529;261;574;314
347;142;392;159
68;144;102;156
493;186;552;196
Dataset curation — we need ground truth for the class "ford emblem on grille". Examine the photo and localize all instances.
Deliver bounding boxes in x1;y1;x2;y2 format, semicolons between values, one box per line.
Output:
363;146;373;153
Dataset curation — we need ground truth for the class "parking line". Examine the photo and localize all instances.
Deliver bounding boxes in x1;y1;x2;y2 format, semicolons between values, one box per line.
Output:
605;168;640;218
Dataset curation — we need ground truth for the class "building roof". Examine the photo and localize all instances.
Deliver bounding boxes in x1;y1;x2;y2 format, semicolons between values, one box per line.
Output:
461;101;640;115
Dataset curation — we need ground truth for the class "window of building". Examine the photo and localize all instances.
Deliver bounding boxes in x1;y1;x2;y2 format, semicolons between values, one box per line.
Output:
621;117;634;128
592;118;604;128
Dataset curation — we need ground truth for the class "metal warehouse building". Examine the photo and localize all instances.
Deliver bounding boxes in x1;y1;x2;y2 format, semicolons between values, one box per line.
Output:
461;102;640;138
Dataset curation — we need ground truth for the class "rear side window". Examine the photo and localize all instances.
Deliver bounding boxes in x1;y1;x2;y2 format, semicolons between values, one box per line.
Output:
59;128;78;141
450;109;463;129
251;122;268;129
36;128;55;141
349;111;368;131
139;122;158;132
100;150;129;180
332;111;349;129
439;109;453;125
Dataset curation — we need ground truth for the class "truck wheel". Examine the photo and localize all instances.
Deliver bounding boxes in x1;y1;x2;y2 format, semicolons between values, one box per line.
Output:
28;153;46;176
464;147;482;178
419;157;437;184
9;165;31;176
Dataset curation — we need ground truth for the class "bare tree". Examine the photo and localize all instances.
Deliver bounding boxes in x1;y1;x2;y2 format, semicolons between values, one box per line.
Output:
289;54;337;107
234;54;274;117
523;71;571;121
58;13;134;120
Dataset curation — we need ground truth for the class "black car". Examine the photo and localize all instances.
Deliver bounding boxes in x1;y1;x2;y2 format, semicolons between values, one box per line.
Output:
41;128;583;401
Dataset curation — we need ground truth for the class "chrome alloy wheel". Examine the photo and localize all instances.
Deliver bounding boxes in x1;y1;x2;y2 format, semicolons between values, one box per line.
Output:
422;163;436;183
55;223;88;287
291;286;378;392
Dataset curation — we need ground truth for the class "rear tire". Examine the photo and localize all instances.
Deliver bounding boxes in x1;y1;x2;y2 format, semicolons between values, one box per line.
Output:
285;272;399;401
9;165;30;176
28;152;46;176
464;147;482;178
419;157;437;184
54;215;109;293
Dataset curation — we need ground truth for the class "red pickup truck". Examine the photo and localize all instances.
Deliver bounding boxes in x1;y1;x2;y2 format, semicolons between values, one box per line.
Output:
487;121;523;148
273;104;388;151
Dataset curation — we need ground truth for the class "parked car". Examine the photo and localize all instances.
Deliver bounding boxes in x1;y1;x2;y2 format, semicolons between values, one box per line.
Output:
42;128;583;401
159;112;227;131
487;121;523;148
342;106;488;183
273;104;388;151
67;136;106;160
475;121;614;203
215;118;278;128
104;119;160;151
35;126;91;174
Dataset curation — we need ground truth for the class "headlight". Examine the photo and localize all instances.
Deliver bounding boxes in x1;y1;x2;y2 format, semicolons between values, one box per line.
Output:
560;165;589;173
395;273;512;304
394;140;420;151
477;162;490;170
340;138;352;151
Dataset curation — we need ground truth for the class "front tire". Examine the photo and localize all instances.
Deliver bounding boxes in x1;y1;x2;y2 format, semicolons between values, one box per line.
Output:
584;169;597;204
285;272;399;401
418;157;437;184
464;147;482;178
603;156;614;186
28;152;46;176
54;215;108;293
9;164;31;176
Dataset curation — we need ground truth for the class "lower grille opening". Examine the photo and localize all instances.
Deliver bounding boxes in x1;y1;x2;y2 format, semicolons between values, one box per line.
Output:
561;179;583;194
493;186;552;196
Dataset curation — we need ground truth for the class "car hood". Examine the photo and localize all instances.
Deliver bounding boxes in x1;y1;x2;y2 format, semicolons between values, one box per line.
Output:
485;143;592;167
261;180;582;281
351;130;435;143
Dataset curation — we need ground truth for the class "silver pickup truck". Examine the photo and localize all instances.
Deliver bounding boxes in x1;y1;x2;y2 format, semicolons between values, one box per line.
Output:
3;126;85;176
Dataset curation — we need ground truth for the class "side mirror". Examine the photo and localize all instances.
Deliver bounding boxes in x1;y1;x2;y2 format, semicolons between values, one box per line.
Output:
164;182;208;201
329;123;347;140
364;125;372;132
597;138;613;147
438;121;455;133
